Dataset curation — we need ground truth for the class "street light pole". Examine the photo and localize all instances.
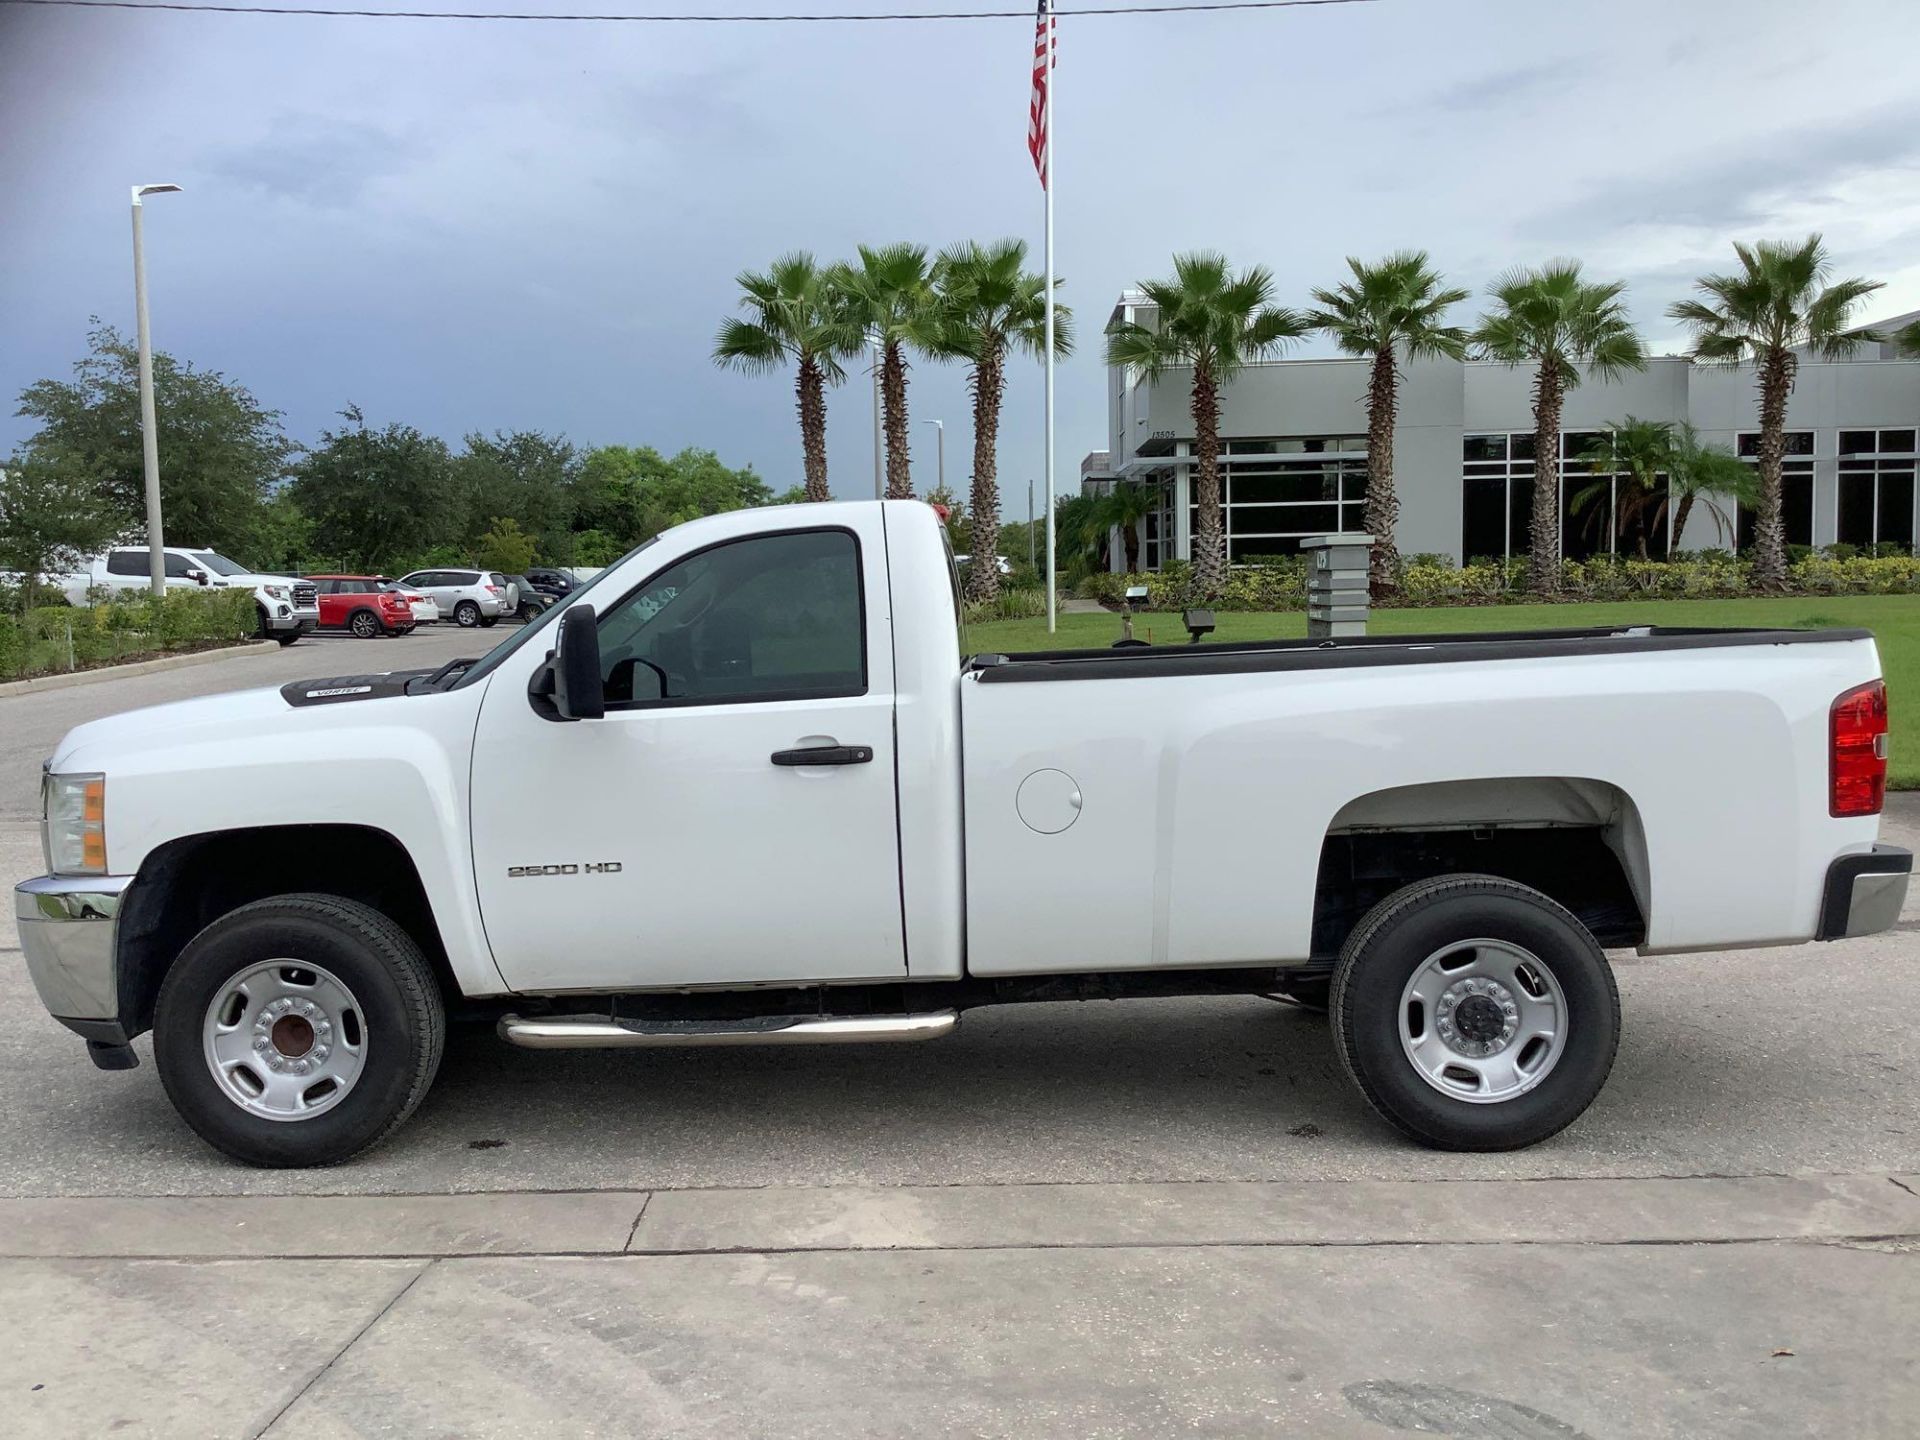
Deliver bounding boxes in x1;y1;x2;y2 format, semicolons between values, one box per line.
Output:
131;183;182;598
1028;479;1036;568
921;419;944;497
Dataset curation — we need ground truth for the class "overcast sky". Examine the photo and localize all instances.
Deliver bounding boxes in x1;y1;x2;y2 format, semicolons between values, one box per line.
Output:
4;0;1920;515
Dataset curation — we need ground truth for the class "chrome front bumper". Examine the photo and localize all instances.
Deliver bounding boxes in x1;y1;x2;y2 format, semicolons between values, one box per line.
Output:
14;875;132;1022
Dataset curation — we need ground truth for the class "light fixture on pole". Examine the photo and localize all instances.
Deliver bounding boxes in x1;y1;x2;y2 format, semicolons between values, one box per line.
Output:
921;419;944;497
131;182;182;599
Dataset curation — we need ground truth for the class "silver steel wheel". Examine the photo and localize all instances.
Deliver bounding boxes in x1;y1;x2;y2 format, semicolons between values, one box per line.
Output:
1397;938;1567;1105
201;960;368;1122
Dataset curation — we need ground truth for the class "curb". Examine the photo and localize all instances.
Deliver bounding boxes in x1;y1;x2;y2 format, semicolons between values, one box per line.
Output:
0;641;279;699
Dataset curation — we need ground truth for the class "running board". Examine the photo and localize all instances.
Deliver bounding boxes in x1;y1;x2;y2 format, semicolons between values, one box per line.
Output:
496;1009;959;1050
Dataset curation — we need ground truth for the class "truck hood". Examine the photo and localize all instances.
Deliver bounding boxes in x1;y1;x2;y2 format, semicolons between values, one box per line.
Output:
50;686;301;773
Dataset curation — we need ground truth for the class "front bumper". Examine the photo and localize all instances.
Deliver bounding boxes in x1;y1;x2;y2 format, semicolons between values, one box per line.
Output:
1816;844;1912;940
16;874;132;1029
264;609;320;635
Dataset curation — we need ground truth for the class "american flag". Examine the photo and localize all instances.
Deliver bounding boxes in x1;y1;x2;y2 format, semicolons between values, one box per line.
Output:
1028;0;1053;189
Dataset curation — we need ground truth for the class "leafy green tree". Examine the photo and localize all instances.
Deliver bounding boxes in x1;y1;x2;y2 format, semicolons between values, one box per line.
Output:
831;244;942;501
13;321;290;555
290;407;457;571
1106;253;1307;598
929;238;1071;602
570;445;773;552
248;491;317;576
1668;236;1884;585
454;430;578;559
1473;263;1645;594
1098;481;1159;573
714;253;865;504
474;516;537;574
1306;252;1469;596
0;452;117;609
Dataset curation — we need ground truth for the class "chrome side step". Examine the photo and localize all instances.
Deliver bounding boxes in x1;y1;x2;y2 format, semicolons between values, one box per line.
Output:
496;1009;959;1050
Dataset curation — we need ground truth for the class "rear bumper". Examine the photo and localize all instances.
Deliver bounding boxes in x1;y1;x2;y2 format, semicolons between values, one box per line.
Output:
15;875;132;1033
1816;845;1912;940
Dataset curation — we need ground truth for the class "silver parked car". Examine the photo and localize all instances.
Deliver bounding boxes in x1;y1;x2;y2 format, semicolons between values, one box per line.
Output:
394;568;508;628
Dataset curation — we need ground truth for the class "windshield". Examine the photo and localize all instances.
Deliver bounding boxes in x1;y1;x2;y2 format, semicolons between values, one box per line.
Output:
190;551;251;577
449;540;657;690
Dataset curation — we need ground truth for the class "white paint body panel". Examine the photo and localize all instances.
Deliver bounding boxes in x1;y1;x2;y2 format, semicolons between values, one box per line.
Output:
34;500;1888;1003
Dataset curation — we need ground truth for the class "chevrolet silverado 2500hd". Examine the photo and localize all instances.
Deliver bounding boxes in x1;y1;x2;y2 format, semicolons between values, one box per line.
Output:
15;500;1912;1166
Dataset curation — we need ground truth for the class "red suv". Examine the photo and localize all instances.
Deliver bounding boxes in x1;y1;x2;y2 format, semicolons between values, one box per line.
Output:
308;575;417;638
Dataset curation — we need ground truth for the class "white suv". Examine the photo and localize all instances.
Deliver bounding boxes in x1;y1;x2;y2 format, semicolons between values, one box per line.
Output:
395;569;508;628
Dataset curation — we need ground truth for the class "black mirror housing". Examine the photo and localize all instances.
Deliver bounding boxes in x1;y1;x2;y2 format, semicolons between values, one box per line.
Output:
532;605;605;721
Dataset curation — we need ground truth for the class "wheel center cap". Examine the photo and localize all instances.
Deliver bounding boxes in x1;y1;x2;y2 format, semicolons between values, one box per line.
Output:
1453;994;1506;1043
271;1015;316;1058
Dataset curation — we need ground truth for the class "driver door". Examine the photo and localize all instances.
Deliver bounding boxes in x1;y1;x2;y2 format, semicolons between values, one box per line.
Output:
469;519;907;992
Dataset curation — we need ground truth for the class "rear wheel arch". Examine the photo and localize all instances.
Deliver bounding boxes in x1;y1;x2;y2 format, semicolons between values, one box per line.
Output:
116;825;457;1041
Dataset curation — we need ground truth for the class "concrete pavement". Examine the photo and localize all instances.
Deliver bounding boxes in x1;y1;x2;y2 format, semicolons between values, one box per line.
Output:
4;627;1920;1435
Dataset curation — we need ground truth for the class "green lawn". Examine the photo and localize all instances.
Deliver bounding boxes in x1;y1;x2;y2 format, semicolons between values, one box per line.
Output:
967;595;1920;789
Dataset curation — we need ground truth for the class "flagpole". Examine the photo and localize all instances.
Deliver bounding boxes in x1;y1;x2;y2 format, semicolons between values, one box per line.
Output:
1042;0;1057;633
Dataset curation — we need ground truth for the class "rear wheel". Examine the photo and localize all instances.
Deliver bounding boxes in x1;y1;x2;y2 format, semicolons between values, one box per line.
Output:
453;601;480;627
1329;874;1619;1151
273;633;302;647
153;894;445;1167
348;609;381;639
479;616;499;628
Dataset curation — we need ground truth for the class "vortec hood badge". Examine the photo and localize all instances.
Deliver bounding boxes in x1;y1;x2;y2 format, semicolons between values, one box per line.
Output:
306;685;373;699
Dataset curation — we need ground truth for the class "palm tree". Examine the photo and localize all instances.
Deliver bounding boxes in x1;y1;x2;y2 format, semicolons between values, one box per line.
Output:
1668;237;1884;586
1105;253;1306;599
930;239;1071;602
712;253;864;504
1474;262;1645;595
1099;481;1160;573
1663;424;1757;551
1570;417;1673;559
1305;252;1469;597
831;244;941;502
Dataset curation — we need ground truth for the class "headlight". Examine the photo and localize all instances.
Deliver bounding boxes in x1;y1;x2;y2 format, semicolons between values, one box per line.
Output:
44;772;108;875
262;585;288;600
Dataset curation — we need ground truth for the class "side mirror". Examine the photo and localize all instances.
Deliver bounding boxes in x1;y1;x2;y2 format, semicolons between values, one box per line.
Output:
187;568;209;586
530;605;605;722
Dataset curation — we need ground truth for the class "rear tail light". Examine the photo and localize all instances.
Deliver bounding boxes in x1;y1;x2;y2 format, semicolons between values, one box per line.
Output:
486;585;502;595
1830;679;1889;817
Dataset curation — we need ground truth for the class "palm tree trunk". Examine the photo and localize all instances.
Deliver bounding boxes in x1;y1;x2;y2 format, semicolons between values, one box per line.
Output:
1752;346;1794;588
1361;347;1399;600
882;340;914;501
1190;359;1226;599
1123;520;1141;572
1671;492;1695;549
964;332;1005;603
1527;366;1565;596
796;355;830;504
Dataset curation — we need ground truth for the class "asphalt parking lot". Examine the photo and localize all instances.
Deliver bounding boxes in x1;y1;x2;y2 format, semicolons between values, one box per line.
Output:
2;628;1917;1436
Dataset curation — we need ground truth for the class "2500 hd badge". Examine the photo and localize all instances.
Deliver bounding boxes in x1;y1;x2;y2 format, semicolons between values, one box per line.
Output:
506;862;623;877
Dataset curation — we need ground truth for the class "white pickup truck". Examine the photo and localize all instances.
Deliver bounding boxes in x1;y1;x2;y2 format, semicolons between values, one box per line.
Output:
14;501;1911;1167
57;545;321;644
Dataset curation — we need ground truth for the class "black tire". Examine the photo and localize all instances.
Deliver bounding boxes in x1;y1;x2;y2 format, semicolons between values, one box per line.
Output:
518;603;541;623
1329;874;1619;1152
478;616;499;628
273;632;302;647
153;894;445;1167
348;609;381;639
454;601;480;628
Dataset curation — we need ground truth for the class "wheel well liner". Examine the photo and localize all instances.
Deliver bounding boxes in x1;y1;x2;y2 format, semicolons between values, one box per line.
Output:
115;825;453;1040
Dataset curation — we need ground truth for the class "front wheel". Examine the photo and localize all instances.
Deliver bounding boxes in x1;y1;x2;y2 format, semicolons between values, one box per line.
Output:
152;894;445;1167
453;601;480;627
1329;874;1619;1152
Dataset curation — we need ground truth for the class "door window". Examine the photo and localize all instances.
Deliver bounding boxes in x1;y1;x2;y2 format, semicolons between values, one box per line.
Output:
163;553;197;578
596;529;866;707
106;551;144;576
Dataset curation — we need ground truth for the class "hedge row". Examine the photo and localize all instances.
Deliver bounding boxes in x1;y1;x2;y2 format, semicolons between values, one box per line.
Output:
1073;553;1920;611
0;590;259;680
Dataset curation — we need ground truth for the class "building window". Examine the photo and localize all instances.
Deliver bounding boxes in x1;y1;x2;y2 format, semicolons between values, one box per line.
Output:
1834;428;1916;551
1459;432;1667;562
1183;437;1368;561
1735;432;1815;551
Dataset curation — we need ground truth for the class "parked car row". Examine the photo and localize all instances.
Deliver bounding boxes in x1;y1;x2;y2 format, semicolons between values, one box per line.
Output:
36;548;579;643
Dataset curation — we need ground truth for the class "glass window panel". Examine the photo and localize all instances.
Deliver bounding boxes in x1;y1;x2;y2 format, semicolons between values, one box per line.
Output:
1883;430;1916;455
1561;431;1603;459
1463;435;1507;464
1838;473;1876;546
1841;430;1877;455
1229;472;1338;505
1783;473;1814;548
1229;536;1302;561
1231;504;1340;535
106;551;143;575
1561;475;1609;560
1786;431;1815;456
1508;477;1536;556
1511;433;1537;462
1879;472;1915;549
1462;477;1507;562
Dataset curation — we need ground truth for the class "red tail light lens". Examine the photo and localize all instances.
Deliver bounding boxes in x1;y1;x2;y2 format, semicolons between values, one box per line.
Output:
1831;679;1889;817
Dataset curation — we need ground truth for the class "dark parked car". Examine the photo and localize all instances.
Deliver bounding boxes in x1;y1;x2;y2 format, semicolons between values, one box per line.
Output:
504;575;551;623
525;566;577;597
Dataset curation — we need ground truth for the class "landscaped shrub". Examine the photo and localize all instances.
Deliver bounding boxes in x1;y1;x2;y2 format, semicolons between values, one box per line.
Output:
963;585;1049;626
0;589;257;680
